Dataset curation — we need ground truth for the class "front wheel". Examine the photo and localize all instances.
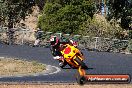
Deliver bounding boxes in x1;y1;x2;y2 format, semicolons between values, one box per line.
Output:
74;58;88;69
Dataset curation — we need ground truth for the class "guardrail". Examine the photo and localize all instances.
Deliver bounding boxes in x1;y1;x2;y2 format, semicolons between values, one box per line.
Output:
0;27;131;53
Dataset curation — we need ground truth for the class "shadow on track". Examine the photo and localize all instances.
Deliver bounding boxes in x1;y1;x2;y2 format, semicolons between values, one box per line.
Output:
61;67;94;70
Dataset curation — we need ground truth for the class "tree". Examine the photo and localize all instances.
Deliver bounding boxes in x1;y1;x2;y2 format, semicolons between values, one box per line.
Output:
0;0;45;28
107;0;132;30
38;0;96;34
94;0;108;16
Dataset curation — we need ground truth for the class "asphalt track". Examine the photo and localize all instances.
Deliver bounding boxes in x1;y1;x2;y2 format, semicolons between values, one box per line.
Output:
0;44;132;83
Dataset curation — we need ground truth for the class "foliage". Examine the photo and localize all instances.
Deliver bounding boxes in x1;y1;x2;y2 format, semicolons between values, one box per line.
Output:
38;0;96;34
0;0;46;28
80;14;122;38
127;39;132;53
107;0;132;30
128;30;132;39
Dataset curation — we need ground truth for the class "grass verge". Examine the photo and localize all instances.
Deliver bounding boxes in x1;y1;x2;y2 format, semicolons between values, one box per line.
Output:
0;57;46;76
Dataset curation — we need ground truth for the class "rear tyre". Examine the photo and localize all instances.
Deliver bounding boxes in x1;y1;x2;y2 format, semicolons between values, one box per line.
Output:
76;74;86;85
74;58;88;69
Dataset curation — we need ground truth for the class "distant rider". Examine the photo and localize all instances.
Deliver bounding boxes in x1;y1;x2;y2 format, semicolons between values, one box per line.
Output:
33;28;43;47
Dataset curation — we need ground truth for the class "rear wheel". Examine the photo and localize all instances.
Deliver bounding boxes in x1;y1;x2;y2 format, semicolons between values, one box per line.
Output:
76;73;87;85
74;58;88;69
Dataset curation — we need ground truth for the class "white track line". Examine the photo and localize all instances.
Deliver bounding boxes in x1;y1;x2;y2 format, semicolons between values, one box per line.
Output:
46;65;61;75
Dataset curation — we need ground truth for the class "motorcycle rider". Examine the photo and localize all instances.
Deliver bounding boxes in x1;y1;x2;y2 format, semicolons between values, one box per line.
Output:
50;35;87;77
50;35;72;59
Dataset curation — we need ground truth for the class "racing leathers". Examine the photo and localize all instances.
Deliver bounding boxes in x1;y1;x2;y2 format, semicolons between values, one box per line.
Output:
50;36;73;60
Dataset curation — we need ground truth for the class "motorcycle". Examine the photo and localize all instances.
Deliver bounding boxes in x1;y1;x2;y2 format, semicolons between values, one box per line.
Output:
52;42;88;85
58;43;88;69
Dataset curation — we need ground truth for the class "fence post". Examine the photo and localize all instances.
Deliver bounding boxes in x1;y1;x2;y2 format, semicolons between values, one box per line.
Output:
22;30;24;45
94;37;99;50
21;28;29;45
55;33;62;38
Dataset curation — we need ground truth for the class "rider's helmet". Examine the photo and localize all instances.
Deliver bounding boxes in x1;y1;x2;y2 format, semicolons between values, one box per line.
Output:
50;36;59;46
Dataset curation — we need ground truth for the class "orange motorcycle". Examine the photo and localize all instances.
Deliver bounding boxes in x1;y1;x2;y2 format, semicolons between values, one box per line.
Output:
51;43;88;85
59;44;88;76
